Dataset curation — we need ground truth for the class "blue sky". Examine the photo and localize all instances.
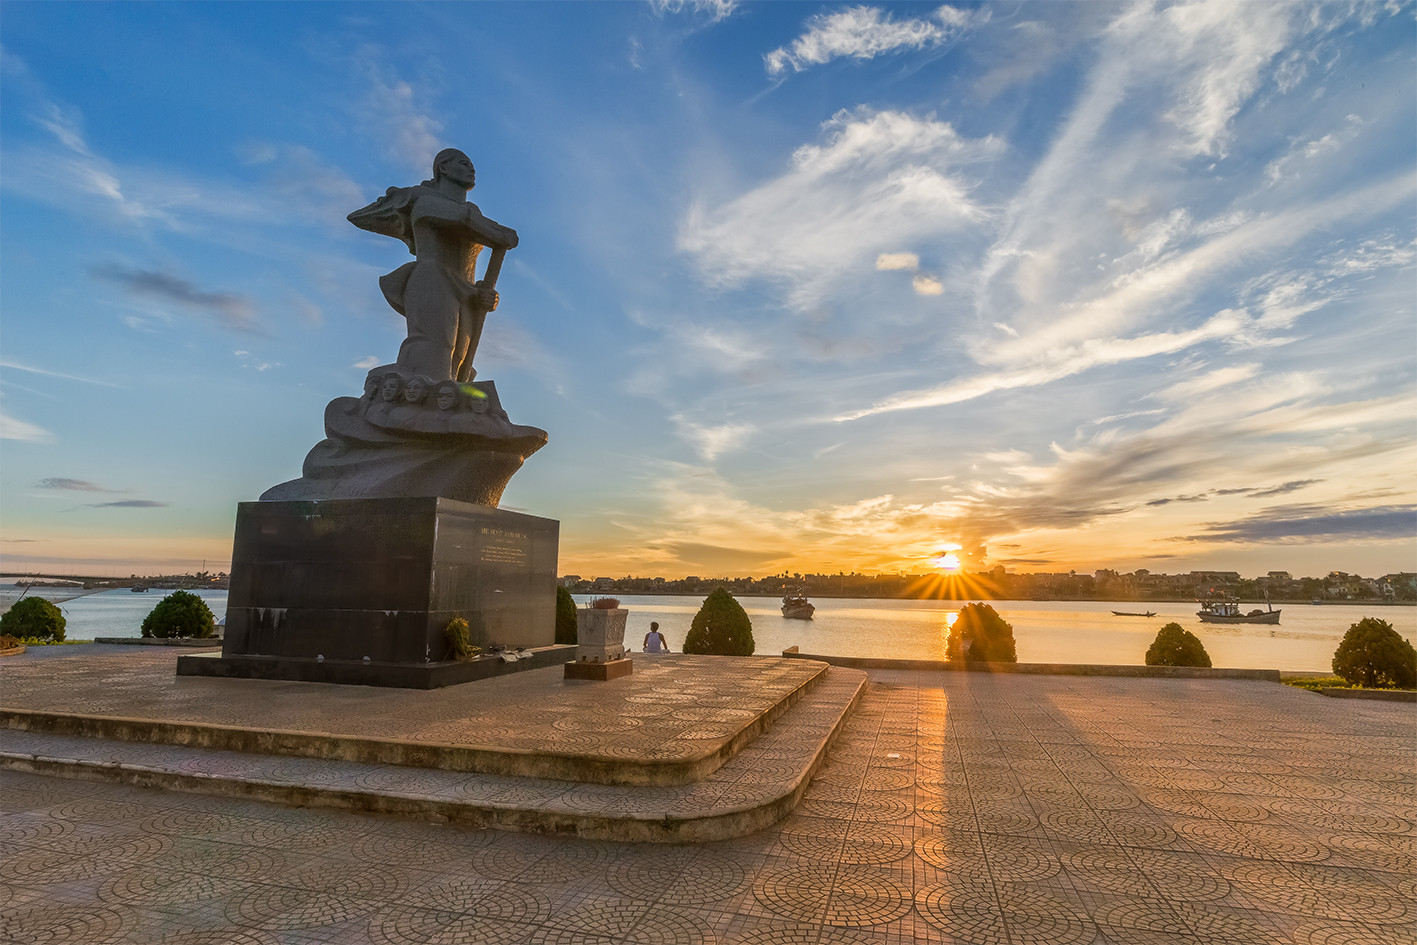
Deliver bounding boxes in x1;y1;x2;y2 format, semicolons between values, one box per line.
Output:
1;1;1413;579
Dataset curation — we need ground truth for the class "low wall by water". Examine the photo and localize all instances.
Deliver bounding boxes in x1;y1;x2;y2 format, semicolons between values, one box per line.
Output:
782;648;1281;681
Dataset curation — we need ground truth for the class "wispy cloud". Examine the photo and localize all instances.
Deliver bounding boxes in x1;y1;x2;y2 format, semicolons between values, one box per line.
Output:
0;52;162;224
0;408;54;444
234;350;282;372
356;53;442;176
37;478;117;492
92;265;264;335
680;108;1001;310
765;5;979;76
0;359;121;388
71;500;170;510
670;414;755;461
650;0;738;25
1182;504;1417;544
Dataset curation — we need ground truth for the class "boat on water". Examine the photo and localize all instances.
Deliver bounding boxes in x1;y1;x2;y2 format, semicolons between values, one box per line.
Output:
781;591;815;620
1196;598;1280;624
1111;610;1157;617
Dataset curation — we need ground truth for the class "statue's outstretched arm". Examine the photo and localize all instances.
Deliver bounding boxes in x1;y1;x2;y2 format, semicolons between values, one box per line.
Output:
463;203;518;251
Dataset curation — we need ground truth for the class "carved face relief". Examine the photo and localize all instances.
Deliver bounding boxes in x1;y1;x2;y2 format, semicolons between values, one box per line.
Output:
438;152;476;189
436;386;459;411
470;398;489;415
381;376;402;402
364;375;380;399
404;377;427;403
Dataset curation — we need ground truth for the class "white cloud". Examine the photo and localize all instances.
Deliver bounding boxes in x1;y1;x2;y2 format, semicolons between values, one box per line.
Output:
1151;0;1297;158
353;356;381;370
1155;364;1262;401
0;406;54;443
875;252;919;271
679;108;1001;309
650;0;738;24
837;309;1252;421
0;359;121;387
357;54;443;176
912;274;944;296
765;5;979;76
670;414;755;461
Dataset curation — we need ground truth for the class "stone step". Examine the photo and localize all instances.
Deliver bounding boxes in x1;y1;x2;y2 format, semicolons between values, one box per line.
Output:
0;666;866;843
1;651;828;786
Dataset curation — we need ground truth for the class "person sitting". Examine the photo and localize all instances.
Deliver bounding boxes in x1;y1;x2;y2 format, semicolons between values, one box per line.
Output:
643;621;669;654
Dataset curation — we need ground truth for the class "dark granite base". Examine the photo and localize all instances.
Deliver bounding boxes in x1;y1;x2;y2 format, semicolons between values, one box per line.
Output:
564;658;634;681
221;497;559;666
177;645;575;689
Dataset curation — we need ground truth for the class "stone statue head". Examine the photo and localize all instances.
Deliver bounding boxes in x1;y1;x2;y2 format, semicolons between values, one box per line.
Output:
470;395;489;416
404;375;432;405
364;374;381;400
381;374;403;403
432;148;475;190
434;381;461;411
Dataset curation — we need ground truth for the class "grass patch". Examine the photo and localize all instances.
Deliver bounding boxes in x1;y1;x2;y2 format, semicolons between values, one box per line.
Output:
1282;674;1349;692
1282;674;1416;693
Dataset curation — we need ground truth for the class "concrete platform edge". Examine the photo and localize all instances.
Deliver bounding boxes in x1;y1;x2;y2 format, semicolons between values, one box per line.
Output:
1320;686;1417;702
0;669;867;843
783;650;1282;681
0;659;832;787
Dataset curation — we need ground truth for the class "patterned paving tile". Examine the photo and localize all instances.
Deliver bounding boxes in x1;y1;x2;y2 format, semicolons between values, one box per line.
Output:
3;666;1414;944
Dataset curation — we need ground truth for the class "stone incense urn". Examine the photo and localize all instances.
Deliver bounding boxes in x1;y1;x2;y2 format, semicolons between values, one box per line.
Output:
566;606;632;680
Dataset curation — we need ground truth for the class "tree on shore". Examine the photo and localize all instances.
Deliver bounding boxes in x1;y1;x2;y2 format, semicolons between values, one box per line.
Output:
946;603;1017;662
555;586;577;645
1145;622;1212;667
1332;617;1416;689
0;597;66;641
683;587;755;656
141;591;215;639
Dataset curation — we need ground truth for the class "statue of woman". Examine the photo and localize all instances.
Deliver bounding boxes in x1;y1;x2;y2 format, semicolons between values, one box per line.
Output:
348;149;518;383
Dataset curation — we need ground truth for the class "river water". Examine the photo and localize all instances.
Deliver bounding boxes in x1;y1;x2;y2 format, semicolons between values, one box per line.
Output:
5;581;1409;673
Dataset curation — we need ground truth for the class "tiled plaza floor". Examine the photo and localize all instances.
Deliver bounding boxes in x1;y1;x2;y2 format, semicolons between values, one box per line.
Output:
3;669;1414;944
1;647;826;772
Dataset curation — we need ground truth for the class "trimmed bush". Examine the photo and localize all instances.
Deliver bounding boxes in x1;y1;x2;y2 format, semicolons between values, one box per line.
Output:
555;586;578;645
141;590;215;639
1145;622;1212;667
945;602;1016;662
1332;617;1416;689
683;587;755;656
444;617;481;661
1;597;66;642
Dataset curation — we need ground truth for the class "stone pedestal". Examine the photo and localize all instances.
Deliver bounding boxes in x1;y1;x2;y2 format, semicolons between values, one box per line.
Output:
565;607;633;681
177;496;563;688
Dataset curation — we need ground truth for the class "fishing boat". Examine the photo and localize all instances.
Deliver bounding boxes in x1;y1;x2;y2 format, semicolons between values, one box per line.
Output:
781;590;815;620
1111;610;1157;617
1196;598;1280;625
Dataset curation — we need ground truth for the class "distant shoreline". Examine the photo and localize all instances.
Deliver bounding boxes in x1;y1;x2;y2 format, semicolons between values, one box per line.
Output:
576;591;1416;606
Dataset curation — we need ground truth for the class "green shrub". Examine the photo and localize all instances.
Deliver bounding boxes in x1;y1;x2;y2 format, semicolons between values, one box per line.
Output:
555;586;578;645
1;597;66;642
1332;617;1416;689
1145;622;1212;667
945;602;1017;662
141;591;215;639
683;587;755;656
444;617;481;661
